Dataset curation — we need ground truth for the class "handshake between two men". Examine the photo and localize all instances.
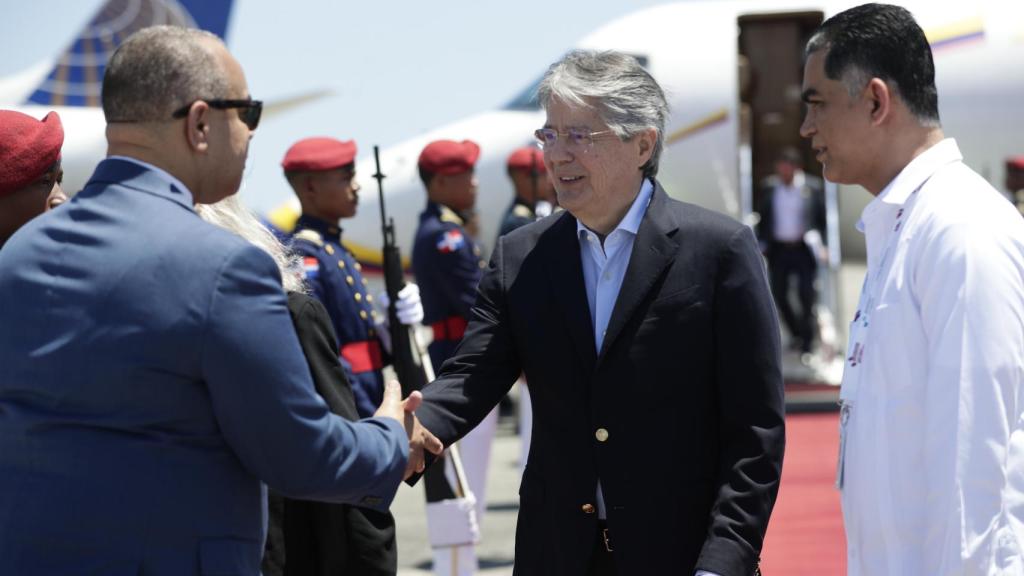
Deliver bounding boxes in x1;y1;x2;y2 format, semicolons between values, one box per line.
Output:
374;379;444;479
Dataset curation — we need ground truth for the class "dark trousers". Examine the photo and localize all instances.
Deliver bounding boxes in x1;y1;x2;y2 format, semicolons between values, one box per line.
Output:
587;521;617;576
767;242;816;353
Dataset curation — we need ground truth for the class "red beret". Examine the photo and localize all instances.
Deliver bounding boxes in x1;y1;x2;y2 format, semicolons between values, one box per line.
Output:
0;110;63;198
418;139;480;175
1008;156;1024;171
507;146;546;174
282;137;357;172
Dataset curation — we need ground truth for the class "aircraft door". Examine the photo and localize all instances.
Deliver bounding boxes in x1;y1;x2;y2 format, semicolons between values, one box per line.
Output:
738;12;843;385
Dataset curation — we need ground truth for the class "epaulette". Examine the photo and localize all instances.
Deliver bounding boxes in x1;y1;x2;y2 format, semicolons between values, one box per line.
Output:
293;228;324;247
439;205;465;226
513;204;534;219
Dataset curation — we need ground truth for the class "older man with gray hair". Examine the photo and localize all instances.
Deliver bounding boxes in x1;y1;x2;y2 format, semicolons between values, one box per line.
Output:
413;50;785;576
0;25;439;575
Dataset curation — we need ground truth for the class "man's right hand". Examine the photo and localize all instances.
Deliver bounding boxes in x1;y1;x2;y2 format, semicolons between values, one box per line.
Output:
375;380;444;479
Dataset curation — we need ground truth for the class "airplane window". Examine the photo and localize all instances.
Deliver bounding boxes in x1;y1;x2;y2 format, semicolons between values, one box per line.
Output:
502;54;649;112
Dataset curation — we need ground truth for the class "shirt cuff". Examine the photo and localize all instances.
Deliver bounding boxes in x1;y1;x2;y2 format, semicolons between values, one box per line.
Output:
695;571;722;576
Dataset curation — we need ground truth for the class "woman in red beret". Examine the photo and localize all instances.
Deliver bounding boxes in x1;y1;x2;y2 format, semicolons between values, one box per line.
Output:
0;110;67;248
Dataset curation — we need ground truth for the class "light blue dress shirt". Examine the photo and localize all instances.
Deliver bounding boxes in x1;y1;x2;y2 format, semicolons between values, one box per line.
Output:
577;180;721;576
577;178;652;520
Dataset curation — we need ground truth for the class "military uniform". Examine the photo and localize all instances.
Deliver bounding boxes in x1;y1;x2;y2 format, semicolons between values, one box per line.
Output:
412;202;485;369
292;214;383;417
412;139;493;576
498;198;536;238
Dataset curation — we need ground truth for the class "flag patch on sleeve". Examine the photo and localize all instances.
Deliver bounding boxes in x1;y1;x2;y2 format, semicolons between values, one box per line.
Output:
436;230;465;253
302;256;320;279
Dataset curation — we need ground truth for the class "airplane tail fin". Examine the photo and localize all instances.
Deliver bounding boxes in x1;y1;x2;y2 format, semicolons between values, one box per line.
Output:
25;0;234;107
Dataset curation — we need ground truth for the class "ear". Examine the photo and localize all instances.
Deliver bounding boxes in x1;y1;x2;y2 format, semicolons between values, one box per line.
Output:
865;78;891;126
184;101;211;153
635;128;657;170
434;173;449;195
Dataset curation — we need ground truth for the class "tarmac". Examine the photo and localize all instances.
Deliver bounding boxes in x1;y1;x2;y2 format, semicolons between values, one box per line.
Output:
394;418;520;576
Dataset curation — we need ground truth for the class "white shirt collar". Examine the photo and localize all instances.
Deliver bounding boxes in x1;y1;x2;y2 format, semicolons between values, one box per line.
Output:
875;138;962;207
577;178;654;239
857;138;962;233
107;155;196;205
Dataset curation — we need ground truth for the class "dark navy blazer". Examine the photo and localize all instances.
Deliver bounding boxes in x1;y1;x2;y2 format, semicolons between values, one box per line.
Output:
417;184;785;576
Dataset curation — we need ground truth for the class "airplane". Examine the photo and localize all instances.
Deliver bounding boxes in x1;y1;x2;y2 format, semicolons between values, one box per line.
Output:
4;0;1023;383
260;0;1023;266
0;0;236;198
0;0;329;199
259;0;1023;382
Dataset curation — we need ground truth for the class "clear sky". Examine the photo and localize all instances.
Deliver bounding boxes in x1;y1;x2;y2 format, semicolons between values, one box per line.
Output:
1;0;682;212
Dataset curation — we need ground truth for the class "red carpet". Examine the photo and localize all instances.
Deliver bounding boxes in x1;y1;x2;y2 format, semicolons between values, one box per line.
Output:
760;412;846;575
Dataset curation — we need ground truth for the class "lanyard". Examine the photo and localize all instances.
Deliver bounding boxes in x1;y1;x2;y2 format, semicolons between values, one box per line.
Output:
840;177;931;403
836;181;927;490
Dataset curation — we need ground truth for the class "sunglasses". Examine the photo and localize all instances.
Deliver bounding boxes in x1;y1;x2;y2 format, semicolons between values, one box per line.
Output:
171;99;263;130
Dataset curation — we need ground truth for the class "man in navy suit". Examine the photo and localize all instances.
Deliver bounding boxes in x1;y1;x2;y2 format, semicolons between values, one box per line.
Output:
414;50;785;576
0;26;439;575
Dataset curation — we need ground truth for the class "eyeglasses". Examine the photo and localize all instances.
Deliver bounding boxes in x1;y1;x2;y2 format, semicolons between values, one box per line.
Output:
534;127;617;151
171;99;263;130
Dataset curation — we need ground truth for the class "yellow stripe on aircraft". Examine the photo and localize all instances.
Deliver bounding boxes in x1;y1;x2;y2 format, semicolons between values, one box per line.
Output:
926;16;985;50
665;108;728;146
266;204;301;233
265;204;404;270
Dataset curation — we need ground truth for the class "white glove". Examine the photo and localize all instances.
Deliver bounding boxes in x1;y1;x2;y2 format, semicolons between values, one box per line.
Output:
377;283;424;326
534;200;553;218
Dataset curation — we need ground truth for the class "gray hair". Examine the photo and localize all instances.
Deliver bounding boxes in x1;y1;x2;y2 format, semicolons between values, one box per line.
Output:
537;50;668;179
195;197;306;294
102;26;229;123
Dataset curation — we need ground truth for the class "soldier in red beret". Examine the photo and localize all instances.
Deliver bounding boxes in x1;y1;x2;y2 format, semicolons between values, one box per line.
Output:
0;110;67;248
411;139;496;576
499;146;557;239
496;146;557;482
284;136;424;418
412;139;483;369
259;138;409;574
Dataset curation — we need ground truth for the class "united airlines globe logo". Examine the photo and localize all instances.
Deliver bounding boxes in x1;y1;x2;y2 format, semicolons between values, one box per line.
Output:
27;0;198;107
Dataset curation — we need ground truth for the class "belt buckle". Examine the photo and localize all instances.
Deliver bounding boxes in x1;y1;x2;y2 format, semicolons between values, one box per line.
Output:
601;527;613;552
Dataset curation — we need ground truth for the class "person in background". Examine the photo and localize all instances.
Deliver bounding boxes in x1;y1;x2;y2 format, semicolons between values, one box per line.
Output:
755;146;826;355
801;4;1024;573
413;50;784;576
498;145;557;238
412;139;497;576
0;109;67;248
284;136;423;418
0;26;437;574
496;145;558;476
197;196;398;576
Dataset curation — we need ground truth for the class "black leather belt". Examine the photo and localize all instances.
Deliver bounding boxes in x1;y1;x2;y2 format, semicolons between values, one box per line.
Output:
772;240;804;248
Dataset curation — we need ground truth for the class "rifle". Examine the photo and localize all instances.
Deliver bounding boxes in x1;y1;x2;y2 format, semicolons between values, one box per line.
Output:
374;147;477;550
373;145;428;396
